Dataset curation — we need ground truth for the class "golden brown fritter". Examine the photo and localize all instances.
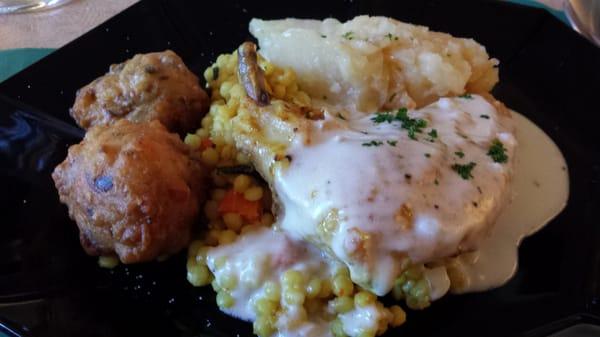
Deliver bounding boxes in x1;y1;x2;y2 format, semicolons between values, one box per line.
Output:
70;50;209;135
52;120;206;263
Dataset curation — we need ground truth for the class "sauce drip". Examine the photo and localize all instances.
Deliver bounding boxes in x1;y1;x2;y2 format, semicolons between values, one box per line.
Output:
448;111;569;293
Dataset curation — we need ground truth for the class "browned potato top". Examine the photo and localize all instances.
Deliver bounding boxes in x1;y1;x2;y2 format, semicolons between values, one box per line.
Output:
71;50;209;135
52;120;206;263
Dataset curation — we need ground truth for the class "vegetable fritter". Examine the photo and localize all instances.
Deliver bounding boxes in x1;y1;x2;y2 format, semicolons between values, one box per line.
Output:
52;120;206;263
70;50;209;135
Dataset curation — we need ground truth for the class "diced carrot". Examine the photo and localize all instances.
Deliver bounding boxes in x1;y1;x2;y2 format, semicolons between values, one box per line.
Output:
218;189;262;222
200;138;214;151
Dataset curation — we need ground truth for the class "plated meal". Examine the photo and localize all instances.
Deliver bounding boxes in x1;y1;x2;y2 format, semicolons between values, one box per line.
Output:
51;15;569;337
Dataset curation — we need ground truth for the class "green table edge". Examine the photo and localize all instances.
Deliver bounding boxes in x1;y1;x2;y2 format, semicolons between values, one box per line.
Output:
0;48;55;83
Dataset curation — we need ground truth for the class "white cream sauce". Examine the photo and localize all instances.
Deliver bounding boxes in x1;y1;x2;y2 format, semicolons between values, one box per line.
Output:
339;304;390;336
205;97;568;337
447;111;569;293
206;227;338;321
206;228;396;337
275;95;517;295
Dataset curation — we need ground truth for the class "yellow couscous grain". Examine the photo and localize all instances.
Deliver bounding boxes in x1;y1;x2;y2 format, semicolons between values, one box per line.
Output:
201;148;220;166
253;317;275;337
330;296;354;313
233;174;252;192
354;291;376;307
244;186;264;201
217;229;237;245
184;134;201;149
187;263;212;287
305;278;322;299
223;212;243;232
217;290;235;308
284;289;306;306
389;305;407;327
332;274;354;297
98;256;119;269
263;281;281;302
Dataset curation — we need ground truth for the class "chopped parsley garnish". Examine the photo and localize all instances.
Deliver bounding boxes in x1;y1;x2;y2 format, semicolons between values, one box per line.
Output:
425;153;431;158
387;140;397;146
454;151;465;158
459;93;473;99
371;108;427;140
402;116;427;140
452;162;476;180
362;140;383;147
480;114;490;119
337;113;346;120
371;109;403;124
487;139;508;163
321;34;327;38
342;31;354;40
427;128;438;142
386;33;399;41
212;66;219;81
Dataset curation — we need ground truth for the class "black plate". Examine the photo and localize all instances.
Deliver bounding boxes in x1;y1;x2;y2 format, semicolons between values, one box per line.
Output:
1;0;599;336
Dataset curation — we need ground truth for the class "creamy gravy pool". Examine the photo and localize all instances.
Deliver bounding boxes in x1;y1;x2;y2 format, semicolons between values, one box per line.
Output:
448;111;569;293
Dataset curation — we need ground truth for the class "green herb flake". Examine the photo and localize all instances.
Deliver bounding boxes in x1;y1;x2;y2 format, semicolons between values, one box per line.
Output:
427;128;438;142
459;93;473;99
480;114;490;119
487;139;508;163
451;162;476;180
321;34;327;38
362;140;383;147
371;108;427;140
386;33;399;41
371;110;399;124
387;140;397;147
337;113;346;120
212;66;219;81
454;151;465;158
397;109;426;140
342;31;355;40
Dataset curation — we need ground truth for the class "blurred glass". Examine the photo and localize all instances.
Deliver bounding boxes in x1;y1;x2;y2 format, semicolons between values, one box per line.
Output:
0;0;72;14
565;0;600;47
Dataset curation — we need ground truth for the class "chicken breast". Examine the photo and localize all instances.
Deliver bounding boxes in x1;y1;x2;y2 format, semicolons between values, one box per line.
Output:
71;50;209;135
230;92;515;295
52;120;206;263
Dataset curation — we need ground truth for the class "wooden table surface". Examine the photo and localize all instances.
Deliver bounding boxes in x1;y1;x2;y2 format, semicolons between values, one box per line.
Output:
0;0;563;50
